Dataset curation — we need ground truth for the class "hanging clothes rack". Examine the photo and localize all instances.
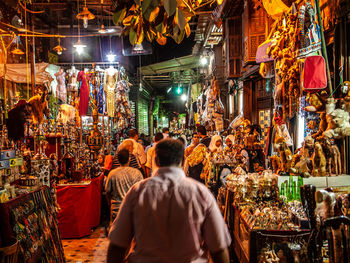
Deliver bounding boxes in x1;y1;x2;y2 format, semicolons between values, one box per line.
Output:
55;62;120;71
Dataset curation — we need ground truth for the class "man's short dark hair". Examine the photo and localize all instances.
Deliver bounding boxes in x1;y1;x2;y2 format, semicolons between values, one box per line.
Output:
177;137;185;145
128;129;138;138
154;132;164;142
162;127;169;133
197;125;206;136
155;139;184;167
117;149;130;165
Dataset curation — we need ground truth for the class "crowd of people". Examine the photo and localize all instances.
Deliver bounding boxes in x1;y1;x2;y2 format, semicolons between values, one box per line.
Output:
97;125;247;263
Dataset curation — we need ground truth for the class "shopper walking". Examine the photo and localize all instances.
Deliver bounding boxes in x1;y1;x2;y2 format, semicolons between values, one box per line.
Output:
111;140;140;170
105;149;143;223
125;129;147;168
184;132;200;158
107;139;231;263
187;125;211;183
145;132;163;177
184;132;200;175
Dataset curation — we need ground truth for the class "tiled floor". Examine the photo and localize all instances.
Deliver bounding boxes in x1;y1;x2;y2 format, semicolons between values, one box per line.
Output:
62;227;109;263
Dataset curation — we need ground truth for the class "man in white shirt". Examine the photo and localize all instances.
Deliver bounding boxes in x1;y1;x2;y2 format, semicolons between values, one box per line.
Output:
107;139;231;263
145;132;163;177
126;129;146;168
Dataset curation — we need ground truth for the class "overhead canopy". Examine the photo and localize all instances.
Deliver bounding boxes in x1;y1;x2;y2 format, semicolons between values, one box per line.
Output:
141;55;200;75
0;62;53;84
140;55;201;89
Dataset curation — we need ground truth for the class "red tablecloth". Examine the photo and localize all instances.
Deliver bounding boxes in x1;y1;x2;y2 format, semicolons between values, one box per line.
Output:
56;175;103;238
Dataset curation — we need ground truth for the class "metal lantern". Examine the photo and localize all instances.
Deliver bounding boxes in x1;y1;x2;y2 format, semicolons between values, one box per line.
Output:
86;68;104;160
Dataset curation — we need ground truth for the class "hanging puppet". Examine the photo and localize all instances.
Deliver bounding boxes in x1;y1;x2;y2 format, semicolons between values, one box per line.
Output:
201;76;224;132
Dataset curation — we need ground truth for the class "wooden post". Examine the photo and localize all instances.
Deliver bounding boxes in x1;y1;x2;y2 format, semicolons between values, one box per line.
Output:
30;13;36;93
315;0;332;94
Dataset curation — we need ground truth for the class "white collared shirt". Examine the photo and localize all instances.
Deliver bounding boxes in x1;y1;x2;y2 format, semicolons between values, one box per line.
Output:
125;138;147;165
109;167;231;263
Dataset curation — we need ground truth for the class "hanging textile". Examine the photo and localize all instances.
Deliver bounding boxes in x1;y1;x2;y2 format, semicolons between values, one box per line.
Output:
55;68;67;104
105;67;118;117
0;63;53;84
77;70;91;116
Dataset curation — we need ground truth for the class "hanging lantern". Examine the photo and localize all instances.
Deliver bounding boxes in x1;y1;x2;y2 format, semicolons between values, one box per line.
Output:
77;6;95;28
53;38;66;55
98;24;107;34
11;38;24;55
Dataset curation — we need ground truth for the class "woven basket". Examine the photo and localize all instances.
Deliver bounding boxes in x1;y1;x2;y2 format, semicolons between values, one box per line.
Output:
0;240;19;263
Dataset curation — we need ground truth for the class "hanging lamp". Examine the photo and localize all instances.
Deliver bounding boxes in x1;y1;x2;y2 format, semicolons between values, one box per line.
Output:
106;7;115;62
98;24;107;33
11;37;24;55
73;39;86;55
76;0;95;28
53;38;66;55
98;3;107;33
74;0;87;55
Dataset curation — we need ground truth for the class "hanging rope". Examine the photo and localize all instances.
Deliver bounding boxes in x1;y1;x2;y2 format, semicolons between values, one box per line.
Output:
18;0;45;14
25;2;30;100
0;36;8;119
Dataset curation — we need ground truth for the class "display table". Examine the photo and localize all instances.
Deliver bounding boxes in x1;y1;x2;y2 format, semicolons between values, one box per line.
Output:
0;187;65;262
230;203;310;263
56;175;103;238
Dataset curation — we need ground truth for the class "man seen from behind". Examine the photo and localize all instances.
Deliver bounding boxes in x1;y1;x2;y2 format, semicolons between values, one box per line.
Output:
107;139;231;263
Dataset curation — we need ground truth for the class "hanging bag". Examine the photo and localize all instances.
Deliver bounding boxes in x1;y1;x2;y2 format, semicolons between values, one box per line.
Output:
296;2;322;58
300;55;327;93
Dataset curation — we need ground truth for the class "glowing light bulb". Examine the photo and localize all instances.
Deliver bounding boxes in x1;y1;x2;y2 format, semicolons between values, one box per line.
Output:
83;17;88;28
73;40;86;55
200;57;208;66
181;94;187;101
76;46;84;54
106;52;116;62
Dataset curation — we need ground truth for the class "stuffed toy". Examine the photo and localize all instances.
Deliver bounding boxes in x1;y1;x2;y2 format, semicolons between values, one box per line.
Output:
27;90;50;124
312;112;327;139
304;91;328;112
274;135;292;174
320;138;341;175
312;142;327;176
341;95;350;112
315;189;336;219
323;108;350;139
6;100;31;142
290;136;314;177
270;155;281;173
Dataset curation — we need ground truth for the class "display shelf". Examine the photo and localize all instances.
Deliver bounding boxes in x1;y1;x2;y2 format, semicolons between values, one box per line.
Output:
277;175;350;190
0;187;65;263
230;201;311;263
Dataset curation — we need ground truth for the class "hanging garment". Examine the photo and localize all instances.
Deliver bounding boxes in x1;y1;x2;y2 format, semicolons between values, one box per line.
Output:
68;71;78;92
77;71;91;116
55;69;67;104
98;80;104;114
105;67;118;117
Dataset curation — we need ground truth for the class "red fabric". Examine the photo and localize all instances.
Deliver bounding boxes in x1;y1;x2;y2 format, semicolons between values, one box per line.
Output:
303;55;327;93
104;155;113;170
77;71;91;116
57;175;103;238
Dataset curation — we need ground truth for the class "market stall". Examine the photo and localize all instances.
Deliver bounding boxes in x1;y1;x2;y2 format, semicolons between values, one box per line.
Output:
56;175;103;239
0;59;134;260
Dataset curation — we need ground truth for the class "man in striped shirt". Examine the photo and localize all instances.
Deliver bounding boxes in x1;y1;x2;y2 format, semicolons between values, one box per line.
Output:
111;140;140;170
